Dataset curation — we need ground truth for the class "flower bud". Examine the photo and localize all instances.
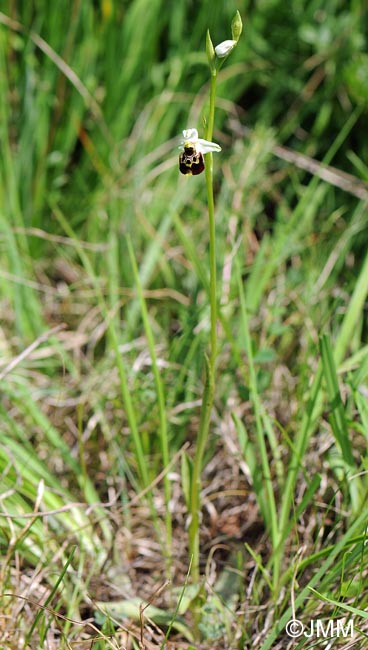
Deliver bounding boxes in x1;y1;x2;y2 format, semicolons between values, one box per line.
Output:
231;10;243;42
206;29;216;71
214;39;237;58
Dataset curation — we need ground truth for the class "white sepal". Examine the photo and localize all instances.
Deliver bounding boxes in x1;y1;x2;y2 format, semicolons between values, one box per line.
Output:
179;128;221;154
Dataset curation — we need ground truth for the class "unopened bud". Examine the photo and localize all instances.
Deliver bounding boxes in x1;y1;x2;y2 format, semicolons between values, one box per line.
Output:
231;10;243;42
215;39;237;58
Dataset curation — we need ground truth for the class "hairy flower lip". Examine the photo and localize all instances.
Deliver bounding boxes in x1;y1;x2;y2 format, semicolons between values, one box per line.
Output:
215;39;237;58
179;128;221;154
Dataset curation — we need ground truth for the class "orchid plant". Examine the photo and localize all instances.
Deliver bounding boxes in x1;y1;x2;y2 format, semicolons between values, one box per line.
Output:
178;12;243;585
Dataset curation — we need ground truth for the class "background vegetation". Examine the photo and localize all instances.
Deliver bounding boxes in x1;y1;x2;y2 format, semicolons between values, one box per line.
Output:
0;1;367;648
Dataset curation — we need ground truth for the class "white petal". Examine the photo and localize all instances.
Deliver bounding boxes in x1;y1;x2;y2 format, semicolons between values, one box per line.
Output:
178;128;221;154
197;138;221;153
215;39;237;58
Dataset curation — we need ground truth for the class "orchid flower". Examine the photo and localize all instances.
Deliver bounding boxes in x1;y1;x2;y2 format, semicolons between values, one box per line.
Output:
178;128;221;175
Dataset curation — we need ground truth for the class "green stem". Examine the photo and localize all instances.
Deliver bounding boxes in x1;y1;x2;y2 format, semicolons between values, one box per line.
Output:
206;72;217;143
206;73;218;375
189;71;218;582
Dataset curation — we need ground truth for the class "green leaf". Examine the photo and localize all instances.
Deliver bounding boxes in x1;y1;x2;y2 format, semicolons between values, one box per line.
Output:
320;333;355;467
308;587;368;619
181;450;193;510
95;598;193;641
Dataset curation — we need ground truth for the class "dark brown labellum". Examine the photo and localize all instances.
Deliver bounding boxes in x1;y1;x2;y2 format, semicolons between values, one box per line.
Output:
179;146;205;175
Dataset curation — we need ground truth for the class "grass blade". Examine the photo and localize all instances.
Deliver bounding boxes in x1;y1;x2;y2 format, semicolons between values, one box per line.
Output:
320;333;355;466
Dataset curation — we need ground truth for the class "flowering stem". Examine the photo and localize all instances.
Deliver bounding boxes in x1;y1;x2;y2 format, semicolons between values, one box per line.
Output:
188;71;218;582
206;73;218;374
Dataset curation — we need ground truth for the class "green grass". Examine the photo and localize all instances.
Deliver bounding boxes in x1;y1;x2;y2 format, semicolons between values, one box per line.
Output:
1;1;368;648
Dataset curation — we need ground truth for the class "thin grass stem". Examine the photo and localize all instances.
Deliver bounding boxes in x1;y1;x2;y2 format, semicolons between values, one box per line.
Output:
127;237;172;573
